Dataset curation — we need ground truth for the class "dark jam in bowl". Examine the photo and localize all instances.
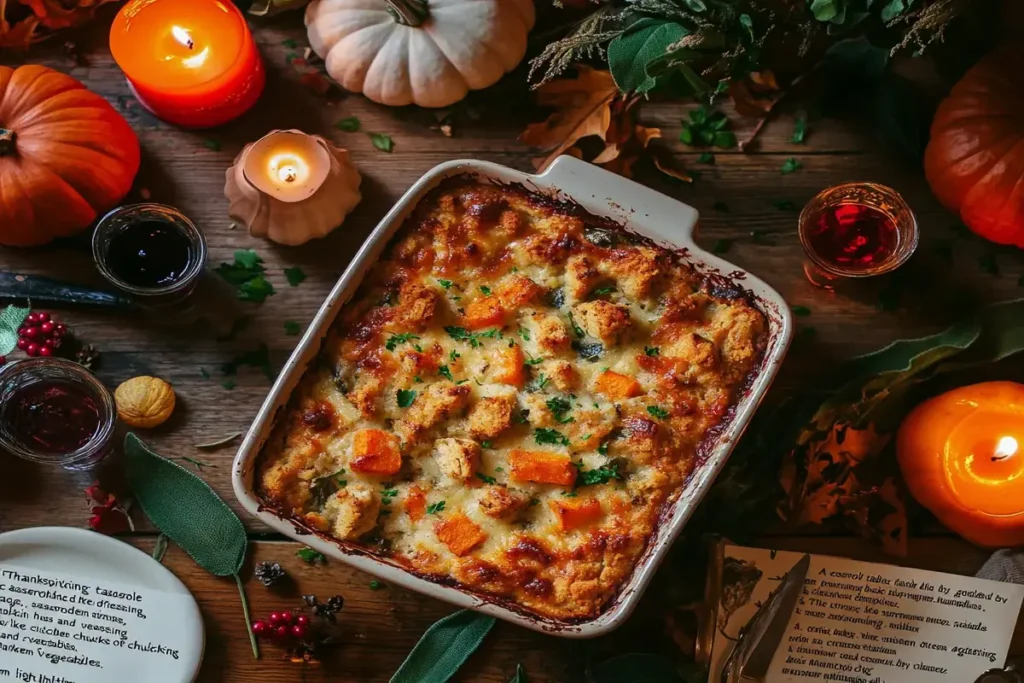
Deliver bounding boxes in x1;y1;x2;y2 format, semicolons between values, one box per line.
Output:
804;203;899;271
106;220;194;288
4;380;102;454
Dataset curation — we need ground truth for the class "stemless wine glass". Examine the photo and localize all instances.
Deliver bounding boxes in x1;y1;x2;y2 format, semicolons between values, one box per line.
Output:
799;182;918;289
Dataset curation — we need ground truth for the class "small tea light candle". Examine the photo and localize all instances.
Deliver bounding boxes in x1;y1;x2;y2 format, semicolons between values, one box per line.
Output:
897;381;1024;548
244;130;332;203
109;0;265;128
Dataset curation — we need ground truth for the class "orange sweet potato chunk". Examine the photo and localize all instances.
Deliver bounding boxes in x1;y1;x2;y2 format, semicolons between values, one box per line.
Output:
350;428;402;475
493;344;525;388
405;486;426;522
594;370;642;400
435;512;488;556
550;497;603;531
498;274;542;308
462;296;505;330
509;449;577;486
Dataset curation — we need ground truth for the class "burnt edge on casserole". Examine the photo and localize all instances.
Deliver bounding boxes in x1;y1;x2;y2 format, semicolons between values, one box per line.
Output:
252;173;773;626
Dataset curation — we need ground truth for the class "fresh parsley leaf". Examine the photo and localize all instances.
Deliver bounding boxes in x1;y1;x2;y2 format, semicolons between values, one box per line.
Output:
561;490;578;498
284;266;307;286
481;441;493;449
592;286;616;297
647;405;670;420
712;238;734;254
444;326;497;349
449;349;460;362
426;500;446;515
597;442;609;456
202;138;221;152
791;115;807;144
284;321;301;336
475;472;497;485
529;373;550;392
296;547;326;564
369;132;394;153
535;428;570;446
282;38;298;48
567;312;584;338
381;487;399;505
781;157;803;174
238;276;275;303
310;468;346;507
644;346;660;356
518;327;530;342
369;580;384;590
576;461;624;487
221;379;237;390
479;285;492;296
546;396;573;424
524;355;544;366
714;130;737;149
791;305;812;317
335;116;361;132
414;375;423;383
215;251;276;303
437;279;453;289
397;389;416;408
385;332;421;351
698;152;715;164
438;365;454;381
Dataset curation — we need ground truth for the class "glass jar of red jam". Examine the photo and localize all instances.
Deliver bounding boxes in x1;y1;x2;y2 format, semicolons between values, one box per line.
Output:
0;358;116;470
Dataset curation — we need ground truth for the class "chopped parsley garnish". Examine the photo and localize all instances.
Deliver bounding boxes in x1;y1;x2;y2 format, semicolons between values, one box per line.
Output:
334;116;361;132
791;115;807;144
284;321;301;336
481;441;493;449
529;497;541;507
284;266;307;287
698;152;715;164
221;379;237;390
592;286;616;297
495;466;504;472
524;355;544;366
444;326;498;348
518;327;530;342
381;487;399;505
781;157;803;174
437;279;453;289
385;332;420;351
475;472;497;485
414;375;423;383
369;580;384;590
296;547;326;564
426;500;446;515
369;132;394;153
479;285;492;296
647;405;670;420
215;250;276;303
567;312;585;338
397;389;416;408
535;428;570;446
438;365;454;381
449;349;460;362
546;396;574;424
562;491;578;498
310;468;347;507
597;442;609;455
576;461;624;486
644;346;660;357
529;373;550;391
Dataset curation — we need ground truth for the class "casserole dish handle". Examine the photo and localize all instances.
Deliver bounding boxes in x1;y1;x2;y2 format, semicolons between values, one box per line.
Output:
536;155;700;246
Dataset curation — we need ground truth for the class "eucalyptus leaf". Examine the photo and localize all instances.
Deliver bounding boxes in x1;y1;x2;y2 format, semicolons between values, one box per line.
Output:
809;0;840;22
608;18;688;94
390;610;496;683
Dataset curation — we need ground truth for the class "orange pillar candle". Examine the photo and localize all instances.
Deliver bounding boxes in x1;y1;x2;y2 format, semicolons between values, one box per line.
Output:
897;381;1024;548
110;0;264;129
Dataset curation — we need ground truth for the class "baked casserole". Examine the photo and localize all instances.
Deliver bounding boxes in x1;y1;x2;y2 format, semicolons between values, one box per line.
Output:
257;177;767;621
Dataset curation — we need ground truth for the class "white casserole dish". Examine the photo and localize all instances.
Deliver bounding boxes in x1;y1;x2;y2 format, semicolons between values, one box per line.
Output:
232;155;793;637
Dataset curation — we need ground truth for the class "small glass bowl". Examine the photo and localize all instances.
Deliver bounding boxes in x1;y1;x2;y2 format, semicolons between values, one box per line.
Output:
0;358;116;470
799;182;918;287
93;203;208;306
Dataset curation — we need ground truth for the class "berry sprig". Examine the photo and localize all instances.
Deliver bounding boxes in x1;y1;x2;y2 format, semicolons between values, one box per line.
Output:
17;311;67;358
250;594;343;662
251;611;311;642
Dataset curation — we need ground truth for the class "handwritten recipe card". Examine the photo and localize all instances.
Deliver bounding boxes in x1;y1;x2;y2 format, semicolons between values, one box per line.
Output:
0;564;199;683
710;544;1024;683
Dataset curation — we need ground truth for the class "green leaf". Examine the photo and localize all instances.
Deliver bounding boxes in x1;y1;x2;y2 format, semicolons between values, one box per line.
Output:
370;580;384;590
792;116;808;144
390;610;496;683
881;0;906;22
679;124;694;145
397;389;416;408
647;405;670;419
475;472;497;485
370;132;394;153
296;547;326;563
335;116;361;132
698;152;715;164
713;130;736;148
510;663;528;683
284;266;307;286
535;428;570;446
284;321;301;336
124;434;247;576
221;379;237;390
809;0;839;22
0;304;30;356
202;139;221;152
738;13;754;42
426;500;446;515
781;158;803;174
608;18;688;94
282;38;298;48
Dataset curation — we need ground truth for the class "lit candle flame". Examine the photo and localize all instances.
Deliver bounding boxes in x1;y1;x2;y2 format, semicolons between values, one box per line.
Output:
993;436;1018;462
277;166;298;183
171;26;195;50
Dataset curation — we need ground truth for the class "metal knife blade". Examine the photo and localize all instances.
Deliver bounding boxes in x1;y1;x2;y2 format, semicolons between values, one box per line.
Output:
0;272;135;309
739;553;812;681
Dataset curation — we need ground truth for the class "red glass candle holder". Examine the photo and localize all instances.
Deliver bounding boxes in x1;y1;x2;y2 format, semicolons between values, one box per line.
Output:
110;0;265;129
799;182;918;289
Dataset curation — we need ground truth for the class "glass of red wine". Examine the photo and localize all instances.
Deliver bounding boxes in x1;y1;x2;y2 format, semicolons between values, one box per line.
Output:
799;183;918;289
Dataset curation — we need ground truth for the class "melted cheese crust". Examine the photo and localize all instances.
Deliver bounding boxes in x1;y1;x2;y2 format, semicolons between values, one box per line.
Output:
257;179;767;621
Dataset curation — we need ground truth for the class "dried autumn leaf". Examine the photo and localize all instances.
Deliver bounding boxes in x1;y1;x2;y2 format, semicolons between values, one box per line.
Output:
520;66;619;172
601;124;660;179
651;148;694;183
0;0;118;48
839;477;907;556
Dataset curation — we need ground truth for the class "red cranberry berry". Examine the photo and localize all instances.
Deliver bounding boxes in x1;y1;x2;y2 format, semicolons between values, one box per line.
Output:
251;620;268;637
22;326;39;339
0;356;5;367
294;615;309;627
25;343;39;357
290;624;308;640
267;612;283;626
54;323;67;337
40;321;54;334
38;346;53;357
16;338;28;351
35;312;50;323
274;625;289;640
279;612;293;625
43;338;57;348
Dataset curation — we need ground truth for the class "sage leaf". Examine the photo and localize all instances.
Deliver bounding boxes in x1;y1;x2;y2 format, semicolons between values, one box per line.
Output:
608;18;687;94
510;663;528;683
0;304;30;356
390;610;495;683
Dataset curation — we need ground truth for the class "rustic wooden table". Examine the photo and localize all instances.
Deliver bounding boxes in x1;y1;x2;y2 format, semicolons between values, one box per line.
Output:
3;12;1024;682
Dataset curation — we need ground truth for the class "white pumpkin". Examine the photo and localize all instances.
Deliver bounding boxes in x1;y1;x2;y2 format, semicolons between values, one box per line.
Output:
305;0;535;108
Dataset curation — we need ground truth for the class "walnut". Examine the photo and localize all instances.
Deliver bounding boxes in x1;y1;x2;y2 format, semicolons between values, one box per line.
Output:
114;376;176;428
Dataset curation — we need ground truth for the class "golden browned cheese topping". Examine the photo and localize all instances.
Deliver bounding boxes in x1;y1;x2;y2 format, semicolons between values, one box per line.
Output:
257;178;767;621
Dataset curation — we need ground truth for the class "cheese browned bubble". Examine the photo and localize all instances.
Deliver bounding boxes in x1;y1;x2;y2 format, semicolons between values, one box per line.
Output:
256;178;767;621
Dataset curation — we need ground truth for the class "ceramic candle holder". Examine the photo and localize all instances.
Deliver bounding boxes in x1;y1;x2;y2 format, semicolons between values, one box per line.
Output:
224;129;362;246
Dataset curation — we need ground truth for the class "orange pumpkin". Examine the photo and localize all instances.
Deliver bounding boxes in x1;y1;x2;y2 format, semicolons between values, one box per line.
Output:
924;46;1024;247
0;65;140;247
896;381;1024;548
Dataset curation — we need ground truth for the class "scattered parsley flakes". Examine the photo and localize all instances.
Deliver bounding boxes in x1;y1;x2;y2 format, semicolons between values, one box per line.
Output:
479;285;492;296
334;116;360;132
791;305;812;317
475;472;497;485
698;152;715;164
535;427;570;446
644;346;660;356
221;379;237;390
576;461;624;486
397;389;416;408
385;332;421;351
296;547;326;564
567;312;584;338
592;286;616;297
282;38;298;48
438;365;454;381
202;138;221;152
546;396;574;424
444;326;498;349
781;157;803;174
518;327;530;342
215;250;276;303
284;321;301;336
369;132;394;153
712;238;734;254
449;349;460;362
369;580;384;590
426;500;446;515
481;441;493;449
437;279;453;289
284;266;307;286
524;355;544;366
381;487;399;504
597;442;609;456
530;373;550;391
791;115;807;144
713;201;730;213
647;405;670;420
